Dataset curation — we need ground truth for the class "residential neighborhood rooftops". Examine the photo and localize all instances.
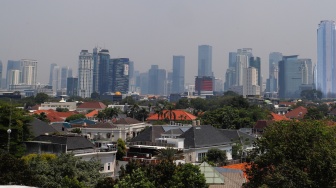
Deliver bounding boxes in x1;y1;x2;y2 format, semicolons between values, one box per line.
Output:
146;109;197;121
77;102;107;110
285;106;307;119
32;135;95;150
114;117;142;125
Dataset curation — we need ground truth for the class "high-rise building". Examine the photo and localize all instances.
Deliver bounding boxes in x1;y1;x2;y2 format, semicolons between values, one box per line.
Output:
67;77;78;97
249;57;261;87
128;61;135;92
139;72;149;95
98;49;111;94
6;60;20;89
49;63;57;86
235;49;252;86
316;20;336;97
7;70;20;87
51;65;60;93
224;52;238;91
20;59;38;85
198;45;212;77
266;52;282;93
243;67;260;96
148;65;166;95
172;56;185;93
78;50;93;98
61;66;72;89
228;52;237;68
92;47;101;93
279;55;314;98
195;76;213;96
111;58;130;94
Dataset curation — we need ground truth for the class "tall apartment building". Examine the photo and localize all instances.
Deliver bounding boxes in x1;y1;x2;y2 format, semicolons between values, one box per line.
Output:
172;56;185;94
20;59;38;85
49;63;57;86
78;50;93;98
148;65;166;95
316;20;336;97
61;66;72;89
67;77;78;97
235;48;252;86
243;67;260;96
6;60;21;89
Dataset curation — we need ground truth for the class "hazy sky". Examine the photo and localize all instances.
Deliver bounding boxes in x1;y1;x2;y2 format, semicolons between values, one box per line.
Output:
1;0;335;84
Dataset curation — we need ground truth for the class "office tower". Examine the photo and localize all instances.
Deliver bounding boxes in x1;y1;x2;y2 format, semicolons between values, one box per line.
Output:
148;65;167;95
6;60;21;89
51;65;60;93
78;50;93;98
279;55;314;98
249;57;261;87
214;78;224;92
224;52;238;91
92;47;100;93
111;58;130;94
243;67;260;96
7;70;20;87
235;49;252;86
128;61;135;92
20;59;38;85
98;49;111;94
67;77;78;97
198;45;212;77
316;20;336;97
49;63;57;86
61;66;72;89
166;71;173;95
139;72;149;95
266;52;282;93
172;56;185;93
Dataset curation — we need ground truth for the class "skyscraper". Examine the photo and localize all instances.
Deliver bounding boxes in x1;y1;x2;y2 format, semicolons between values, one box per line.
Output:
235;48;252;86
61;66;72;89
111;58;130;94
20;59;38;85
198;45;212;77
98;49;111;94
224;52;238;91
92;47;100;93
51;65;60;93
249;57;261;87
278;55;313;98
67;77;78;97
266;52;283;93
49;63;57;86
6;60;20;89
243;67;260;96
316;20;336;97
172;56;185;93
78;50;93;98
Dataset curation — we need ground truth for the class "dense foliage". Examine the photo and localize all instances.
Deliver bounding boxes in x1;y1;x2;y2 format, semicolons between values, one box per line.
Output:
204;148;228;166
1;153;102;188
116;138;127;160
0;101;33;157
65;114;86;122
245;120;336;188
117;160;207;188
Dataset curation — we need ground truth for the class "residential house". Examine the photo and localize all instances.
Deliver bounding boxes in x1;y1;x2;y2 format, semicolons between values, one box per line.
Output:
25;135;117;177
39;98;77;111
76;102;106;113
285;106;307;119
146;109;197;123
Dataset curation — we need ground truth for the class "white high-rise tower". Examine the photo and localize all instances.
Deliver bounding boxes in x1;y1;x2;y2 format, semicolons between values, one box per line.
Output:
78;50;93;98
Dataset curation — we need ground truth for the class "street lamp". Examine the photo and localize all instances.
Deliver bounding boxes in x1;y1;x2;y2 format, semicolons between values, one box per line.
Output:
7;128;11;152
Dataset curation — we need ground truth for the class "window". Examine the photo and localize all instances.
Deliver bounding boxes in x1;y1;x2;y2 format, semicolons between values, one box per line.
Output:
197;152;206;162
107;163;111;171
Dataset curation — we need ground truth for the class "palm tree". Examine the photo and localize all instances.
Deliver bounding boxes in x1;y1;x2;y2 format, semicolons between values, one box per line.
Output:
154;104;165;121
105;107;121;120
138;107;149;122
130;104;140;118
156;147;183;162
164;104;176;122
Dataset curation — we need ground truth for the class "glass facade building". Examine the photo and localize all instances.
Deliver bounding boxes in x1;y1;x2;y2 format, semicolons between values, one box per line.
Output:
172;56;185;94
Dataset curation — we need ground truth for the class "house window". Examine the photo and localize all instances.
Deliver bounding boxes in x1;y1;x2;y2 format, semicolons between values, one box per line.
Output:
100;165;104;171
107;163;111;171
107;133;111;138
197;152;206;162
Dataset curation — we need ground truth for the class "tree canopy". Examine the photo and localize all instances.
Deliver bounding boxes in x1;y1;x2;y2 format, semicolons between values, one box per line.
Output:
65;114;86;122
245;120;336;188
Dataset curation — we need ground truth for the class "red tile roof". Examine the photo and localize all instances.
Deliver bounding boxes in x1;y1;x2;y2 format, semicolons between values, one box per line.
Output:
77;102;106;110
285;106;307;119
33;110;78;122
222;163;250;179
146;110;197;121
254;120;273;129
271;112;290;121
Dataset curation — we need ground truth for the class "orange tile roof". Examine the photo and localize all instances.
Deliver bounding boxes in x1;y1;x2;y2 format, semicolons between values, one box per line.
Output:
33;109;78;122
146;109;197;121
86;109;99;118
222;163;250;179
271;112;289;121
285;106;307;119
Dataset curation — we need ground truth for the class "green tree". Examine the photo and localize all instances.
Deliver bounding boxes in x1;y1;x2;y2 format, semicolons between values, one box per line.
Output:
304;107;325;120
205;148;228;166
65;114;86;122
95;177;117;188
137;107;149;122
245;120;336;188
175;98;190;109
164;104;176;121
171;163;207;188
300;89;322;100
154;104;165;120
115;168;155;188
116;138;127;160
156;147;182;162
104;107;121;119
35;92;50;104
33;112;50;123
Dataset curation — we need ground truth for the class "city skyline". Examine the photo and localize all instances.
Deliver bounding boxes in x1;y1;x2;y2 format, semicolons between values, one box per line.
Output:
1;1;336;84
